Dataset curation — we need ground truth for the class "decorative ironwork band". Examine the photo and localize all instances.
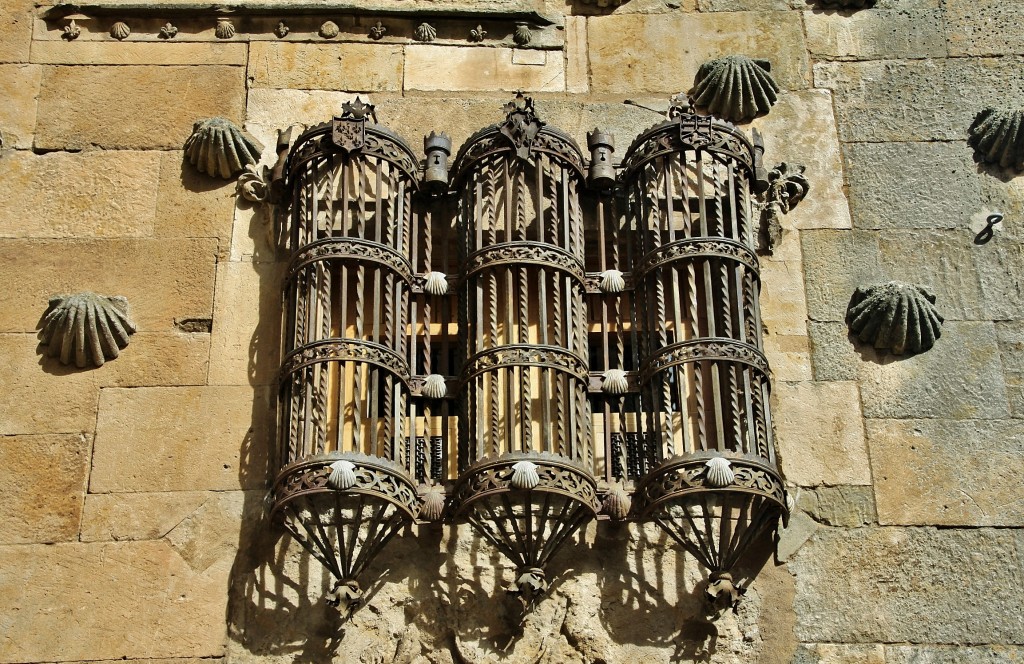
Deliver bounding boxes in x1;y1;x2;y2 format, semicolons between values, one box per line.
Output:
451;126;586;184
287;236;414;283
285;122;420;189
449;452;601;516
622;117;755;181
461;344;589;383
636;237;760;277
281;338;412;385
272;452;419;520
464;242;586;282
639;338;770;384
635;455;787;518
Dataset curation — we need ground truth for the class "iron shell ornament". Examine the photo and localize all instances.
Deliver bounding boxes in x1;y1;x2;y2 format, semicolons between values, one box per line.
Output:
422;373;448;399
704;457;735;488
969;108;1024;172
846;282;944;355
424;271;449;295
41;293;136;368
601;369;629;394
510;460;541;490
602;485;632;520
691;55;779;123
184;117;264;180
418;484;446;521
599;269;626;293
327;459;358;490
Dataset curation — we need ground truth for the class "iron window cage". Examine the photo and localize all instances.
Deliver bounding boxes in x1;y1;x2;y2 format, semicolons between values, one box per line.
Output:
269;93;789;617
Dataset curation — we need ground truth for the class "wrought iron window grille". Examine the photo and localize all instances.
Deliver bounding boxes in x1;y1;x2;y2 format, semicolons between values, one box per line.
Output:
270;92;789;619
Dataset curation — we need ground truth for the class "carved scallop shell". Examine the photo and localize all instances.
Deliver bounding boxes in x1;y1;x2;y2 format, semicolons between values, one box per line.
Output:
41;293;137;368
319;20;339;39
109;21;130;40
513;23;532;46
424;271;449;295
328;460;358;490
422;374;448;399
418;484;446;521
969;108;1024;172
845;282;944;356
602;485;632;520
599;269;626;293
214;18;235;39
704;457;735;488
510;460;540;490
184;117;264;180
601;369;629;395
414;23;437;42
691;55;779;123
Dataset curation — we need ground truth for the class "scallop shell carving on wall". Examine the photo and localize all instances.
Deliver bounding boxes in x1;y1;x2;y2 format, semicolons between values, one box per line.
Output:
418;484;446;521
691;55;779;123
214;18;235;39
602;485;632;520
41;293;136;368
513;23;532;46
599;269;626;293
845;282;944;355
184;117;264;180
422;374;448;399
510;460;541;490
704;457;735;488
414;23;437;42
424;271;449;295
328;460;358;490
109;21;130;40
969;108;1024;172
601;369;629;394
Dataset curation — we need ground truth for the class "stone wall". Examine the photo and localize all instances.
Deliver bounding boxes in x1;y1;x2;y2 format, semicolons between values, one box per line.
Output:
1;0;1023;662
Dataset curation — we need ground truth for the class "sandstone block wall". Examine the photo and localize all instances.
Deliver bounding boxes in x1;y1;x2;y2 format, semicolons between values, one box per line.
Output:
1;0;1022;662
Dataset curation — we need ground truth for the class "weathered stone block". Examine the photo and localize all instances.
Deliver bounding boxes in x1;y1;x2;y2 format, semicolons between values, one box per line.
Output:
94;332;210;388
792;527;1024;644
804;9;946;61
588;12;810;94
0;150;160;238
0;64;40;148
0;334;99;435
699;0;794;10
404;46;565;92
0;433;90;544
794;643;885;664
868;419;1024;526
0;541;230;661
764;332;814;382
80;491;209;542
165;491;263;573
0;238;218;333
90;386;273;492
750;90;852;232
808;321;857;381
565;16;588;93
760;258;809;337
155;150;236;254
856;321;1007;419
886;645;1024;663
0;0;32;63
801;229;881;323
944;0;1024;56
844;142;982;230
975;239;1024;321
30;41;247;66
798;485;876;527
248;42;403;91
35;65;246;150
814;58;1024;143
773;381;871;486
997;321;1024;417
207;261;285;387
